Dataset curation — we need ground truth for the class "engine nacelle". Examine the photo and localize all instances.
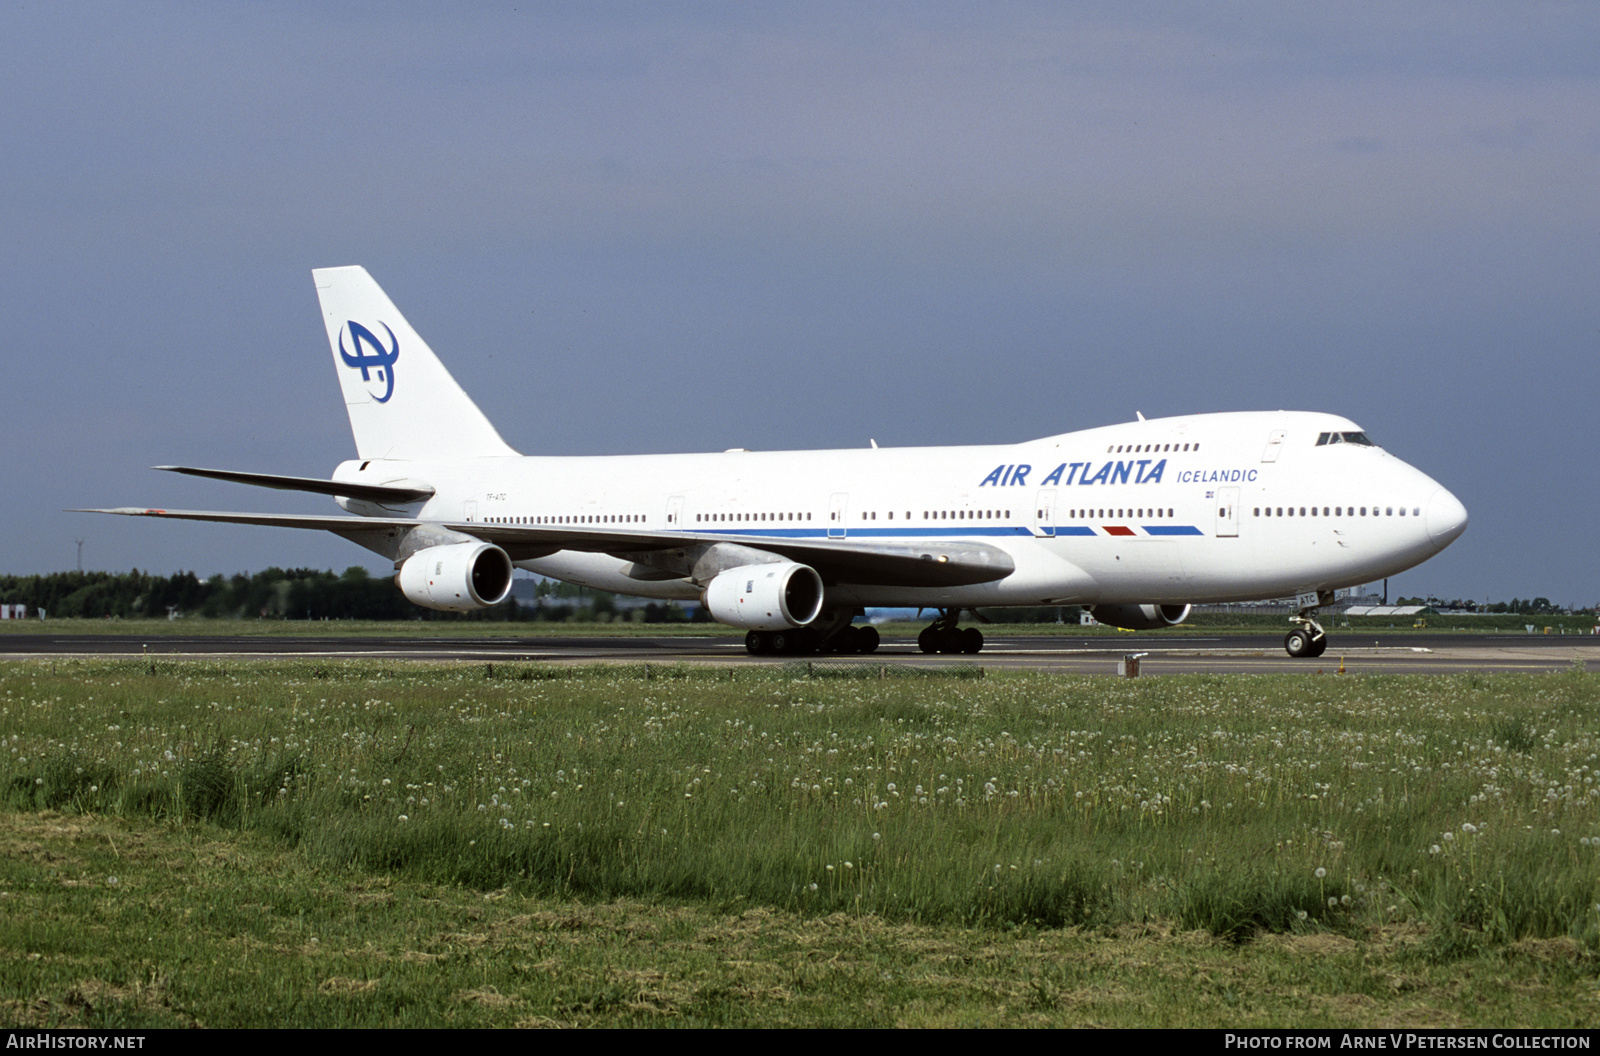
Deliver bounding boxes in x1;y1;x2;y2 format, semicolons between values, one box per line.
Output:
1089;603;1191;630
396;542;514;612
701;561;825;631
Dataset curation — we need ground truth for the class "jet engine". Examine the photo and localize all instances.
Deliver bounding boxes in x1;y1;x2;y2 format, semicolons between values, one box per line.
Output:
396;541;514;612
701;561;825;631
1088;603;1191;630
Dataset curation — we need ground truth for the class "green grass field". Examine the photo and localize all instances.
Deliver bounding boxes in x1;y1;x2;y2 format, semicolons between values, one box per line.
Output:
2;659;1597;1027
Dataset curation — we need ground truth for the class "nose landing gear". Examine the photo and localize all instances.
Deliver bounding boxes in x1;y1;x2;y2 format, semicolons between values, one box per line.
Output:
1284;602;1329;658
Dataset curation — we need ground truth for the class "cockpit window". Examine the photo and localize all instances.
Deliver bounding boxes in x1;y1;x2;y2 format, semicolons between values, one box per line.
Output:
1315;431;1376;447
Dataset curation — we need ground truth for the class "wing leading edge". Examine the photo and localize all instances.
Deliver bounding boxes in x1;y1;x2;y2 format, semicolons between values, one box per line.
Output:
75;507;1016;588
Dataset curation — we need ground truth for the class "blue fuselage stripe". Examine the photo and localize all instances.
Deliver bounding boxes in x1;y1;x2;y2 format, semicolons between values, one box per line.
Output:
679;525;1206;540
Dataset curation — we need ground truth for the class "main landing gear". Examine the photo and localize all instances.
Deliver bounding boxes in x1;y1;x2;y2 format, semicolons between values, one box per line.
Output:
917;609;984;655
1284;606;1329;658
744;623;881;656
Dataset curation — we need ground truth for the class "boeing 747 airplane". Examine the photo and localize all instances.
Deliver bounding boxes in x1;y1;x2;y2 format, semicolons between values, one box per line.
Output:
84;266;1468;657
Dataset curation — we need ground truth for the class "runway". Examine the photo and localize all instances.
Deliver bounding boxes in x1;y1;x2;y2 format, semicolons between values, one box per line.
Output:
2;631;1596;675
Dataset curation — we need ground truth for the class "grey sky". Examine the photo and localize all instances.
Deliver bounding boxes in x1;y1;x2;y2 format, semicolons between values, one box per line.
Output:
5;3;1597;605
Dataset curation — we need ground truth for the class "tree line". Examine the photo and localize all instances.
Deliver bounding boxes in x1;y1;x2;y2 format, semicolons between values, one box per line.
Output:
0;568;709;624
0;567;521;621
1395;595;1589;615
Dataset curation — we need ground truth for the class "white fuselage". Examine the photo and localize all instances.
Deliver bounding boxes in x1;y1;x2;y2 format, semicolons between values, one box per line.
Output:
334;409;1467;610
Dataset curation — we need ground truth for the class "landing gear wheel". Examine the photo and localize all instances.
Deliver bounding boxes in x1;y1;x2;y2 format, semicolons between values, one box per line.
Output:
1284;629;1314;658
918;627;937;654
1306;635;1328;658
858;626;880;654
770;630;793;655
961;627;984;654
936;627;963;654
745;631;767;656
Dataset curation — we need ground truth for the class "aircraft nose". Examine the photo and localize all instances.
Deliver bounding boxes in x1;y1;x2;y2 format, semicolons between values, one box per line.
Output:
1425;487;1468;550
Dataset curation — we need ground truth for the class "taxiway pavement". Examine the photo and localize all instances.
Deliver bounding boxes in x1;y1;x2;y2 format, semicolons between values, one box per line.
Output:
2;631;1596;675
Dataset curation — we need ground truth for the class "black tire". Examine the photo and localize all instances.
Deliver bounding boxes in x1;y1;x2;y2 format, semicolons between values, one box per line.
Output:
770;631;791;655
1284;629;1314;658
1307;635;1328;658
745;631;766;656
961;627;984;654
858;626;880;654
918;627;937;654
937;627;963;654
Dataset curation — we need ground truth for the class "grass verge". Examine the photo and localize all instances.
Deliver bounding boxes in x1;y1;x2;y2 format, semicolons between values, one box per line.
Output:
2;659;1597;1026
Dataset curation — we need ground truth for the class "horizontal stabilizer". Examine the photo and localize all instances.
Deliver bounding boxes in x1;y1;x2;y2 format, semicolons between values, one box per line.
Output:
155;466;434;504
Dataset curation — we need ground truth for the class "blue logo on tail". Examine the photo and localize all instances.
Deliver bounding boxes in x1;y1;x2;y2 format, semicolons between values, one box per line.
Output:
338;321;399;403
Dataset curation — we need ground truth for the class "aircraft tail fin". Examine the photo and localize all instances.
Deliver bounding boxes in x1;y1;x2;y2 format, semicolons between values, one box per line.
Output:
313;266;519;461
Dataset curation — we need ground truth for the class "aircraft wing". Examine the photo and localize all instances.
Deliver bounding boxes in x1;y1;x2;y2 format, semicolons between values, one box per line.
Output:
76;508;1014;588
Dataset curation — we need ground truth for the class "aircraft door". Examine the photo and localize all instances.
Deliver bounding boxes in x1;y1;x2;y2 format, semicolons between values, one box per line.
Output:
1261;430;1286;462
666;495;684;527
1032;489;1057;537
829;493;848;539
1216;487;1239;538
463;500;477;523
